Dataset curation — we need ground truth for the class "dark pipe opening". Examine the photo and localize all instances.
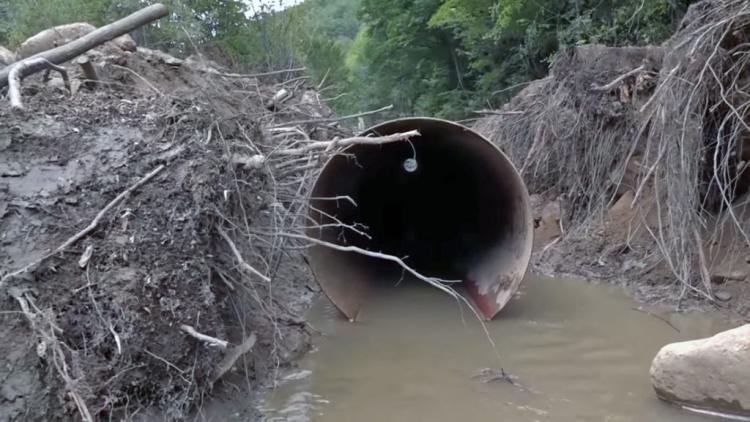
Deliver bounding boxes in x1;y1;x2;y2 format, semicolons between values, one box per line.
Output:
309;118;532;320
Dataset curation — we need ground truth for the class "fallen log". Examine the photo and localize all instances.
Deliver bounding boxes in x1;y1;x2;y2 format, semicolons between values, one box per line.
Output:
0;3;168;89
9;58;70;110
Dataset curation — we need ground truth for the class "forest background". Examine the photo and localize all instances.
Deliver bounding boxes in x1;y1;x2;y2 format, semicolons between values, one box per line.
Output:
0;0;696;121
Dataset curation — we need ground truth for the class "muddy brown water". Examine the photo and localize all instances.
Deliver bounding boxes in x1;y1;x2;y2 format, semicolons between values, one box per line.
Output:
261;276;733;422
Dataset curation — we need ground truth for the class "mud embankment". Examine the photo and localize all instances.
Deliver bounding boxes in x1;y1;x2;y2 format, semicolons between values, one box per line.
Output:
0;45;339;420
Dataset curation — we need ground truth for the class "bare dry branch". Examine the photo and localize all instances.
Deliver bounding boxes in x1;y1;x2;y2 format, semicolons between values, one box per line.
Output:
9;58;70;109
230;131;421;167
590;65;646;91
201;66;306;79
474;109;525;116
111;64;163;96
276;232;462;291
217;227;271;283
1;165;165;286
180;325;229;349
274;105;394;127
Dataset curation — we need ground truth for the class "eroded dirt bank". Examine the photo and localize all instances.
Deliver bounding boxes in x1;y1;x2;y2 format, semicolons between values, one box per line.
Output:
475;0;750;320
0;46;341;420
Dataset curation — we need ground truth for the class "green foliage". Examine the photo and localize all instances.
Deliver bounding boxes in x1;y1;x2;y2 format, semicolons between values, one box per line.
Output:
0;0;697;122
325;0;478;121
1;0;109;46
321;0;695;119
302;0;362;42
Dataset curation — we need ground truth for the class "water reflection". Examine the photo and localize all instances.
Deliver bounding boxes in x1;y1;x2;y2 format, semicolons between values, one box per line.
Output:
263;277;732;422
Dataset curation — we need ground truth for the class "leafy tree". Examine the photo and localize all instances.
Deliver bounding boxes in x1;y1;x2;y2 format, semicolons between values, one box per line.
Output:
0;0;698;121
427;0;695;105
302;0;362;42
340;0;475;120
334;0;695;118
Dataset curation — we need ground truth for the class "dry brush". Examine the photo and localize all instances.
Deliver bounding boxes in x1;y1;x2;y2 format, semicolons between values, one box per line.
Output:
474;0;750;304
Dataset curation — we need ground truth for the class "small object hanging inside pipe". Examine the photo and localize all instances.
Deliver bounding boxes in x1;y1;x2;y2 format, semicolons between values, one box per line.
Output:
403;158;418;173
307;118;533;321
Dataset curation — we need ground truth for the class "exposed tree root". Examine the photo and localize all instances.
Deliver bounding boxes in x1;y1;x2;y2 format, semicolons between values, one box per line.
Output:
8;58;70;110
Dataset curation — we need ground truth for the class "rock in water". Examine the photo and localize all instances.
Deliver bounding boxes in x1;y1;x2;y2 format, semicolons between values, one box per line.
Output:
650;324;750;416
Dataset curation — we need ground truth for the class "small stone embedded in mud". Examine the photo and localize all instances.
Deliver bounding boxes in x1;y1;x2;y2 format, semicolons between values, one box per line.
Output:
159;296;182;312
714;290;732;302
0;163;27;177
622;259;647;271
279;328;310;362
0;132;11;151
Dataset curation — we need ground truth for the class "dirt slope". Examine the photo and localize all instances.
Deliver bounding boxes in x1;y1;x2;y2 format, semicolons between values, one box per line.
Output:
0;46;337;420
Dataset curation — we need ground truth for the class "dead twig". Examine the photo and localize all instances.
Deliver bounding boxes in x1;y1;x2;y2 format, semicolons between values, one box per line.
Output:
273;105;394;127
274;130;421;155
217;227;271;282
85;268;122;355
10;289;94;422
631;307;681;332
144;349;190;382
0;165;166;287
276;232;462;291
180;324;228;349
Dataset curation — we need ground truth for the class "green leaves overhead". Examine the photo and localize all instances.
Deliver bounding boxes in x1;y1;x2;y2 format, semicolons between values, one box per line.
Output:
323;0;694;121
0;0;695;122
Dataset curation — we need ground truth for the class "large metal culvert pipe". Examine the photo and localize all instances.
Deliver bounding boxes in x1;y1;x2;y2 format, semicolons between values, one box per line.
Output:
308;118;533;321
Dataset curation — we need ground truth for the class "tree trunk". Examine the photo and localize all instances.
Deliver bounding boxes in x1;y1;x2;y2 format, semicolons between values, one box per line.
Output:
0;3;168;89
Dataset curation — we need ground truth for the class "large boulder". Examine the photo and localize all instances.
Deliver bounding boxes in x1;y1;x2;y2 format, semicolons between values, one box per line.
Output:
0;46;15;66
650;324;750;416
17;23;136;59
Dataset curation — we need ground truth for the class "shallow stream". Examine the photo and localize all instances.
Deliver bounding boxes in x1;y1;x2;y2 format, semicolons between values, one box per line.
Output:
262;277;732;421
